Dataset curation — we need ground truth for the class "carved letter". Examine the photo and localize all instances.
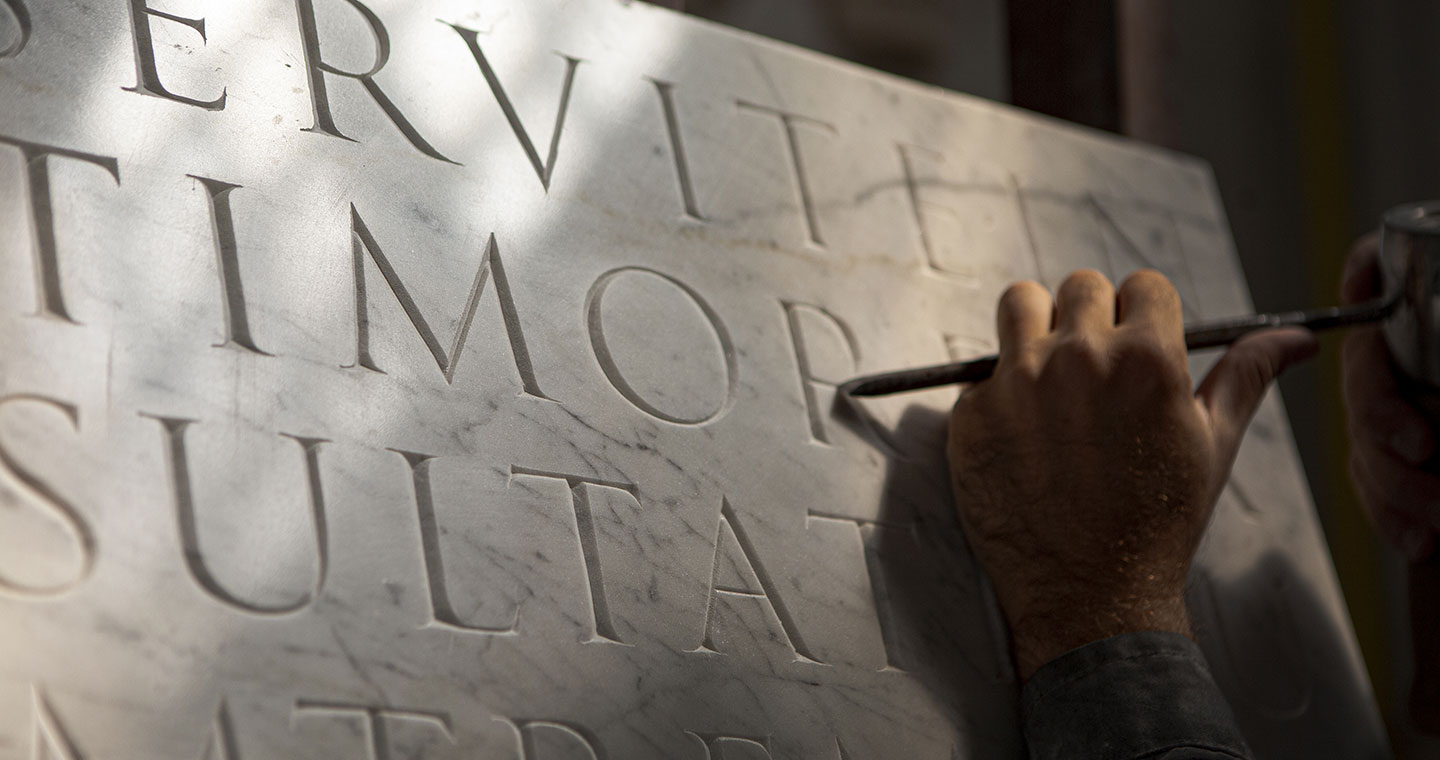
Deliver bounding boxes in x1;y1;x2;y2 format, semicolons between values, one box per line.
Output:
446;23;580;191
292;700;453;759
685;731;773;760
0;136;120;323
585;266;736;425
806;512;914;671
1086;195;1200;319
293;0;457;163
780;300;902;456
188;176;269;355
735;101;835;247
145;415;329;615
201;699;241;760
0;0;30;58
503;718;606;760
122;0;225;110
391;449;519;635
648;78;703;220
0;394;93;598
29;687;87;760
694;497;821;664
897;144;1043;284
509;466;638;645
347;207;549;396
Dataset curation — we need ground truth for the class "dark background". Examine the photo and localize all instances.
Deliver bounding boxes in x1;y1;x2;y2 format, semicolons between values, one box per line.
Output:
651;0;1440;754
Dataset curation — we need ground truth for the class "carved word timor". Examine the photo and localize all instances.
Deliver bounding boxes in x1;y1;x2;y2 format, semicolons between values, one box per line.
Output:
0;0;1388;758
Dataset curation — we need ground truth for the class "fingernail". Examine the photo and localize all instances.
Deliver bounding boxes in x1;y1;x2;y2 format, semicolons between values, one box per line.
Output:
1390;426;1433;465
1402;528;1433;561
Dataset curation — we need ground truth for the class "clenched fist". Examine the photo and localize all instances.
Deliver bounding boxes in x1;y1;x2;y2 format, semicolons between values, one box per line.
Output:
948;270;1317;680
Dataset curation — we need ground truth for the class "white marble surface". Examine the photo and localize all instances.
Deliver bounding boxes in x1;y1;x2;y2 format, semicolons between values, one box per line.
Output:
0;0;1387;757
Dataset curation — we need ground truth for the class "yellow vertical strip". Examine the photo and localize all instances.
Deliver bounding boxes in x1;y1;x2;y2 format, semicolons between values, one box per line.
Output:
1289;0;1391;720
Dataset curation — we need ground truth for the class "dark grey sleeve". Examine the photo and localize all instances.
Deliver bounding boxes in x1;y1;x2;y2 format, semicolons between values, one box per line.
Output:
1021;631;1253;760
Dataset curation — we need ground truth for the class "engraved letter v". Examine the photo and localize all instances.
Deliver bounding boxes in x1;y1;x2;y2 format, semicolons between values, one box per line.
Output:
445;22;581;192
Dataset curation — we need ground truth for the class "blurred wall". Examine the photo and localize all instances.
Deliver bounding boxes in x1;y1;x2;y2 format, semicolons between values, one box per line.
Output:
680;0;1008;101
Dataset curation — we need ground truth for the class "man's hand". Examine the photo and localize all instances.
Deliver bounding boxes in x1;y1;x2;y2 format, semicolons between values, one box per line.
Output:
1341;233;1440;560
948;269;1317;680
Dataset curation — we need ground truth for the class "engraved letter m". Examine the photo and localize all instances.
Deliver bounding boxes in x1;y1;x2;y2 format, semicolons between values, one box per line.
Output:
347;205;549;397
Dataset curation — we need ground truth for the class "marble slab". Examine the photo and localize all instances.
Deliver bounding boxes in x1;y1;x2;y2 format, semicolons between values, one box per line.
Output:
0;0;1388;757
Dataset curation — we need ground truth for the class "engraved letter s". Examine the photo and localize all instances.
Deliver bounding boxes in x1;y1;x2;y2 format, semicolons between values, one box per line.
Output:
0;394;94;597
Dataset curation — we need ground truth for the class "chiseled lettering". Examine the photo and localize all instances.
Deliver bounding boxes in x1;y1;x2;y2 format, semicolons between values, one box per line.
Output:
897;144;974;282
0;135;119;323
735;101;835;247
293;0;457;163
201;699;241;760
585;266;736;426
29;686;87;760
445;23;580;191
391;449;519;636
504;718;606;760
694;497;821;664
0;0;30;58
292;700;453;760
122;0;225;110
780;300;902;457
685;731;774;760
0;394;93;598
781;300;854;445
898;144;1043;284
188;175;269;356
647;78;703;220
144;414;329;615
347;207;549;397
509;466;638;645
806;511;913;672
1086;195;1200;319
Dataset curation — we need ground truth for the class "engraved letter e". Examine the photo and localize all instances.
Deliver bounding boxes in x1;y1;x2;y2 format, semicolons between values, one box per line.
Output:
123;0;226;110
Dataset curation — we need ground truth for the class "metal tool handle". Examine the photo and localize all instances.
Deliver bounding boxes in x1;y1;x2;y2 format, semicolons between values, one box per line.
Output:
841;296;1396;397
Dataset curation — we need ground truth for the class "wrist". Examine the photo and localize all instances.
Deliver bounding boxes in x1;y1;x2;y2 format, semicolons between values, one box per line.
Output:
1007;592;1191;680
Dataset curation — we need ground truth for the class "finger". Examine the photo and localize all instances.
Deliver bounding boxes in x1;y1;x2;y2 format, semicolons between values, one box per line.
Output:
1343;328;1435;464
996;281;1053;357
1116;269;1183;347
1196;327;1319;456
1340;231;1381;305
1053;270;1115;335
1351;451;1436;560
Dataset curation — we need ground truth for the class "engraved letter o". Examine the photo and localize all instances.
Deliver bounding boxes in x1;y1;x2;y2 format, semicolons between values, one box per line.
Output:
585;267;737;426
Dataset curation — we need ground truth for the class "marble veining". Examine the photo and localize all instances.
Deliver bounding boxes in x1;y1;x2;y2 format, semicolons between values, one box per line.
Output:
0;0;1386;757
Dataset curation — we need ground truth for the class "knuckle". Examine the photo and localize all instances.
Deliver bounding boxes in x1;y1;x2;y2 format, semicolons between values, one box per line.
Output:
1121;268;1174;292
1048;334;1108;376
1002;280;1047;300
1059;269;1113;295
999;280;1049;311
1007;355;1045;386
1120;269;1180;306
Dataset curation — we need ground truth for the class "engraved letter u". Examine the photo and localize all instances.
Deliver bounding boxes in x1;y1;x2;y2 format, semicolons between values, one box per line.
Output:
146;415;329;615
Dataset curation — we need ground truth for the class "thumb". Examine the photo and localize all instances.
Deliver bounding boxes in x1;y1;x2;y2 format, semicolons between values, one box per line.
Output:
1196;327;1319;455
